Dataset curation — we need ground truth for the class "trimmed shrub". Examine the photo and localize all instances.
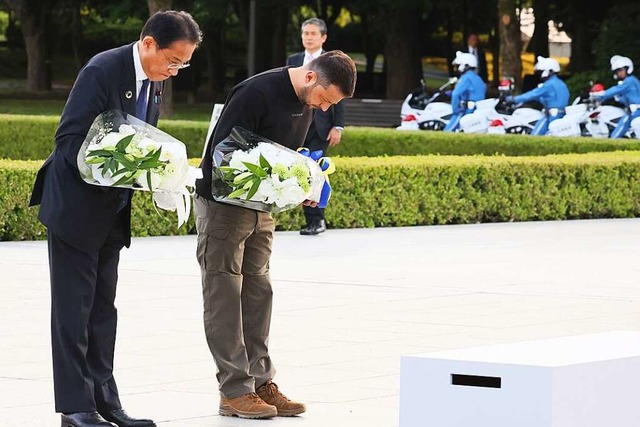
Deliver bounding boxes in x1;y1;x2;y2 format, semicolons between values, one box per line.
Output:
3;152;640;241
330;127;640;157
0;115;60;160
4;114;640;161
0;114;210;161
0;159;196;241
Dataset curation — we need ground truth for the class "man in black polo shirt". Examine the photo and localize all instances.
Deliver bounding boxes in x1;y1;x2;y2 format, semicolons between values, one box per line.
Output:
195;50;356;419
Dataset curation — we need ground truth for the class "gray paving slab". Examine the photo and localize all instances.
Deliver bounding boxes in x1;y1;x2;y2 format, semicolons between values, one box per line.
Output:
1;218;639;426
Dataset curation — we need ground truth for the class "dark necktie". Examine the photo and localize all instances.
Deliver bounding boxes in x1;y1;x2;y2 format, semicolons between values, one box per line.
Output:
136;79;149;121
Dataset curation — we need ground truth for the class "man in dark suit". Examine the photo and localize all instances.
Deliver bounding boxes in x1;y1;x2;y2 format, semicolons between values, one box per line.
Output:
466;33;489;83
29;11;201;427
286;17;345;235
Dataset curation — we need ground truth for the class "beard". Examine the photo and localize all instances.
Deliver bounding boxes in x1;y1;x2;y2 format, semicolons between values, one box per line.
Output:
298;82;319;108
298;83;317;107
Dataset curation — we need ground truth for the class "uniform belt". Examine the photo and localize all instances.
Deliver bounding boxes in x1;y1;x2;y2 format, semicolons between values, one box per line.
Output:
546;108;565;116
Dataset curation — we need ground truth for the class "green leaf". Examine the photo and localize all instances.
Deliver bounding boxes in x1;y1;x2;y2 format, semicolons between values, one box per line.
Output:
111;151;137;169
115;134;135;152
233;171;253;184
259;154;271;170
86;149;116;158
107;158;117;174
112;172;136;186
243;162;268;178
246;178;261;200
111;167;131;178
222;171;236;181
228;188;247;199
146;171;153;193
84;157;104;165
147;146;163;163
138;160;165;170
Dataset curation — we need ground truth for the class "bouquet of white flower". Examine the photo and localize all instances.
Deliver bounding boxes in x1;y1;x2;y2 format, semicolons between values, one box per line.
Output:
77;109;202;226
211;127;328;213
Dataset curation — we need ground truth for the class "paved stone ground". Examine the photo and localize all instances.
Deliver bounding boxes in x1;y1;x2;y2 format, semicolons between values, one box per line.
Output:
1;218;639;426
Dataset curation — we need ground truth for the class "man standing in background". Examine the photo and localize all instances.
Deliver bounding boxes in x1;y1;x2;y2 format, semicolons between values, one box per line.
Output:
466;33;488;83
287;17;345;236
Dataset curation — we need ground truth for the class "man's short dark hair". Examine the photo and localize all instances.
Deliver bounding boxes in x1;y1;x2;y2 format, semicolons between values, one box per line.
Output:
301;18;328;35
307;50;357;98
141;10;203;48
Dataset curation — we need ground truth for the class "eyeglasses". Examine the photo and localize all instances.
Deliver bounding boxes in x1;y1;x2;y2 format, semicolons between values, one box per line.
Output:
159;48;190;70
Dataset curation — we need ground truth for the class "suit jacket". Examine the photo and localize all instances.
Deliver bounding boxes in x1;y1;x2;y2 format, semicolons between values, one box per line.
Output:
286;51;345;143
29;42;163;253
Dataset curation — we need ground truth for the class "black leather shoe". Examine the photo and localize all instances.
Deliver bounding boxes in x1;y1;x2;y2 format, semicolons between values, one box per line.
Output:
99;409;156;427
61;412;117;427
300;219;326;236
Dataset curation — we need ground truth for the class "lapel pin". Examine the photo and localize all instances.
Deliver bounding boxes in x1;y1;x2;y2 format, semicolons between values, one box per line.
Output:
125;90;133;99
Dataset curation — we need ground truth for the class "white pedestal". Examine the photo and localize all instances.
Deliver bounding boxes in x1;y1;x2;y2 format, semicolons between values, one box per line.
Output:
399;331;640;427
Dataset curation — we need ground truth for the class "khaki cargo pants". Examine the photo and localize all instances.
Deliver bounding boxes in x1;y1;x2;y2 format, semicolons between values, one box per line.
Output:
194;196;276;398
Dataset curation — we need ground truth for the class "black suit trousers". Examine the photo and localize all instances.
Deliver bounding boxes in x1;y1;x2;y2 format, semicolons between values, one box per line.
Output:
48;216;126;413
303;123;327;223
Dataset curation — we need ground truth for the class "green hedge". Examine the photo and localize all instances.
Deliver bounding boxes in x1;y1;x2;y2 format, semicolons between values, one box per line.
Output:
329;127;640;157
0;159;198;241
0;114;210;161
3;114;640;160
3;152;639;241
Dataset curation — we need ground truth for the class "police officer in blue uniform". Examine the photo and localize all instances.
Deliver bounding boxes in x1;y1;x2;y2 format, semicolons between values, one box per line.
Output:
507;56;569;136
444;51;486;132
594;55;640;138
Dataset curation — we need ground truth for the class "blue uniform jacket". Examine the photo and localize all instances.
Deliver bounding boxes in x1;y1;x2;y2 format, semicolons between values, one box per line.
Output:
451;71;486;114
600;75;640;107
514;74;569;110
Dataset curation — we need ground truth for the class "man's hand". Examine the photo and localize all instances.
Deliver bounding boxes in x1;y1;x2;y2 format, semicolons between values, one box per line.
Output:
327;127;342;147
302;200;318;207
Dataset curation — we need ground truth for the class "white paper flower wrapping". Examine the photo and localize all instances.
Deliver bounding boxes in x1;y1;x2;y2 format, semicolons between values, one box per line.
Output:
77;110;202;227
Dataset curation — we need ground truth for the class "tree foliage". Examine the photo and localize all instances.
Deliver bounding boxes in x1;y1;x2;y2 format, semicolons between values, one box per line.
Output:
3;0;639;101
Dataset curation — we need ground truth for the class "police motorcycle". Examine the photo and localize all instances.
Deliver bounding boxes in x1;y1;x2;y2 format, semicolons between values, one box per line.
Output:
547;83;627;138
459;78;544;134
550;55;640;139
490;57;570;135
396;77;457;131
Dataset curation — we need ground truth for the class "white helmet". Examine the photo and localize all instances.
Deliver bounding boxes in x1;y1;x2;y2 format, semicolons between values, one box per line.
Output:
534;56;560;79
452;51;477;74
610;55;633;75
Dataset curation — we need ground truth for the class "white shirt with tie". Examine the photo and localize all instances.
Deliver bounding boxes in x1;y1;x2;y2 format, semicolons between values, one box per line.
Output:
133;43;150;103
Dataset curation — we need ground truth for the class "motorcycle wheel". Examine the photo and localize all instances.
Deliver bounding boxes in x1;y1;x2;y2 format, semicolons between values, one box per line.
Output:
505;126;531;135
419;121;446;131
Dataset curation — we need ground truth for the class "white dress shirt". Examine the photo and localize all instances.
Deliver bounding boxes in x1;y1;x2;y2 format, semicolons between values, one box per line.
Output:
303;49;322;65
133;43;150;101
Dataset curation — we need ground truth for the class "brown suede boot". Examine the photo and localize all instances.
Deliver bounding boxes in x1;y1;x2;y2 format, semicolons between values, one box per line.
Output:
219;392;277;419
256;380;306;416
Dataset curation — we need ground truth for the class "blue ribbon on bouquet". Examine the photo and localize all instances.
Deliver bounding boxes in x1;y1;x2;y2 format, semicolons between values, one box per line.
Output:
297;147;335;208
